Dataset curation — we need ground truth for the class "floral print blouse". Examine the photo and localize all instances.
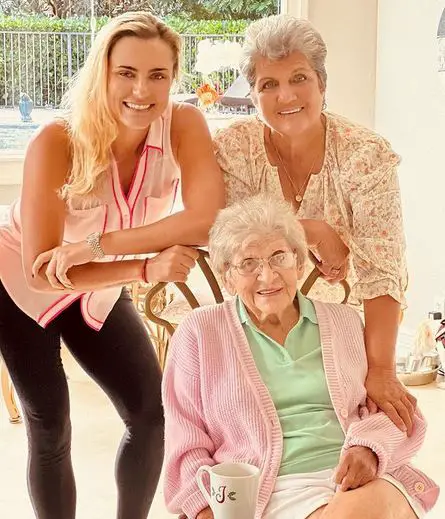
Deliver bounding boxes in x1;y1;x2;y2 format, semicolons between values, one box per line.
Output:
213;112;408;309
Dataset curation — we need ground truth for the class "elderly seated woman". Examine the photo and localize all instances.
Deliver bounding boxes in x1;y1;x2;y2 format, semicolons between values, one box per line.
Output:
162;195;439;519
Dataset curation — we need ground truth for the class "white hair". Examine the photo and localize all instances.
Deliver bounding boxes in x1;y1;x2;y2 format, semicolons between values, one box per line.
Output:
209;194;307;275
240;14;327;90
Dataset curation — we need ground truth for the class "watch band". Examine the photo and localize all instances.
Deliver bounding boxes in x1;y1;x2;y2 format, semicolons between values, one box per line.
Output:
86;231;105;259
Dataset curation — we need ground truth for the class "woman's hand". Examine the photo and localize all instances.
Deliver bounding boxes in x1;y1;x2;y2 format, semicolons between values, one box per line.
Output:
144;245;199;283
32;240;95;289
197;507;214;519
365;367;417;436
334;446;378;491
301;220;350;282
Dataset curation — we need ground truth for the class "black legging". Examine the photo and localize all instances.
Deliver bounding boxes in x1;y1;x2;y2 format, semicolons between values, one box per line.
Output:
0;282;164;519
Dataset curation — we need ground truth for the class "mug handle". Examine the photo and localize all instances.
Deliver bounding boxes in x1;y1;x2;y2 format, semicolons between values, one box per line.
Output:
196;465;212;505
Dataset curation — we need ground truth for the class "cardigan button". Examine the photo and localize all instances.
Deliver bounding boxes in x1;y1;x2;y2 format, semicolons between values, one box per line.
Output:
340;408;348;419
414;482;425;493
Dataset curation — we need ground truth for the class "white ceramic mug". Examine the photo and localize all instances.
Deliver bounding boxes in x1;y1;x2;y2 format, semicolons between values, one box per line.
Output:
196;462;260;519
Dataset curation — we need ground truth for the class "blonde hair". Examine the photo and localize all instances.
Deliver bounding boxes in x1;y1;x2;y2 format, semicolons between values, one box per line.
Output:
209;194;307;275
60;11;181;201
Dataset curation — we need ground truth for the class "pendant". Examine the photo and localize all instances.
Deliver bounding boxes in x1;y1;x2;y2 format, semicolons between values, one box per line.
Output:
295;194;303;203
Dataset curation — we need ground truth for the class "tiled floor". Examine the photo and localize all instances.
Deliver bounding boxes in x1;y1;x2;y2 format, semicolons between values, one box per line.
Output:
1;352;445;518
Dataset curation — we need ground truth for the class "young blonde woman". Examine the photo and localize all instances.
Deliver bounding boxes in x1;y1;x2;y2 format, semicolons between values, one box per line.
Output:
0;11;224;519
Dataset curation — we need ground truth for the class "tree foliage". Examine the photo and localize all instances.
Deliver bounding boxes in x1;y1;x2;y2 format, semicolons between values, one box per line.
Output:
0;0;278;19
0;14;250;33
205;0;276;20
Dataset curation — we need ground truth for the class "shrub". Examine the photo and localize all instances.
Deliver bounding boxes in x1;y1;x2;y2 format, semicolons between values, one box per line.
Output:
0;15;248;106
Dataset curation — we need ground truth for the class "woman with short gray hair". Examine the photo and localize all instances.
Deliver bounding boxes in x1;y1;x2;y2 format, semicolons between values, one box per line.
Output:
208;195;307;275
213;14;412;437
239;16;327;91
162;195;437;519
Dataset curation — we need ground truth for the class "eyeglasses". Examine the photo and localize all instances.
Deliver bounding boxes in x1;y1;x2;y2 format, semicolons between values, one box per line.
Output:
231;251;296;276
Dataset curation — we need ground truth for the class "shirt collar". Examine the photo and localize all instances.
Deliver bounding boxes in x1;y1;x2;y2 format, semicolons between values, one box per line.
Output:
296;290;318;324
236;290;318;326
237;296;251;325
143;106;166;154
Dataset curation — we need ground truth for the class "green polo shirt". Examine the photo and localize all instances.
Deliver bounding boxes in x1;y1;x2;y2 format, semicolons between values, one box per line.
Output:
237;292;345;475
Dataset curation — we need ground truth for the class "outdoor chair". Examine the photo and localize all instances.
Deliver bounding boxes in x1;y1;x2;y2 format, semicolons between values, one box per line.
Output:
216;75;256;114
173;75;256;115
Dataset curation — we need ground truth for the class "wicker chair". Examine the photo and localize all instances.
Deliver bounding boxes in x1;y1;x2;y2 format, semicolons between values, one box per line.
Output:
144;250;350;370
1;361;21;424
144;250;224;370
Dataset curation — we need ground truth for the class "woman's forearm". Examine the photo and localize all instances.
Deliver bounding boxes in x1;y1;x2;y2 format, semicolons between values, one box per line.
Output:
101;208;216;256
299;218;321;247
31;259;144;294
363;295;401;370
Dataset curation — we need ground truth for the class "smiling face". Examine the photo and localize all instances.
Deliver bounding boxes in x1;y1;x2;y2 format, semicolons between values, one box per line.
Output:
251;50;324;137
107;36;174;132
225;235;303;322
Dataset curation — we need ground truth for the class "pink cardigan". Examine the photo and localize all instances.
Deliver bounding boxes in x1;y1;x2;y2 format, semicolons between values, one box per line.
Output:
162;299;439;519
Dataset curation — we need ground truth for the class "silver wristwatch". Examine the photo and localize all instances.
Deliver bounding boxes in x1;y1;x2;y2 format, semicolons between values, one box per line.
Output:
86;231;105;259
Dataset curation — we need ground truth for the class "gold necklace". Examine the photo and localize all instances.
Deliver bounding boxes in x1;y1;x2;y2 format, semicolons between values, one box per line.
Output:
269;130;318;204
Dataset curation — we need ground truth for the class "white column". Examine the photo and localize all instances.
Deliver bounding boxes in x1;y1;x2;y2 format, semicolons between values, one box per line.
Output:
279;0;308;17
279;0;378;128
307;0;378;127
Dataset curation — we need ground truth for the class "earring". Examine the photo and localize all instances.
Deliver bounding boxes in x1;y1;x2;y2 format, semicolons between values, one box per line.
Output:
322;99;327;111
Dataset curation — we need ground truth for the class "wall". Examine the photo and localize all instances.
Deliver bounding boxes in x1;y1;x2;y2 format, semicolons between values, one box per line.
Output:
0;155;22;204
376;0;445;332
281;0;378;128
308;0;378;128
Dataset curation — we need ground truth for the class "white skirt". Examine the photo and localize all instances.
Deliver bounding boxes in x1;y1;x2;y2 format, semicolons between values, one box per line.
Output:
262;468;424;519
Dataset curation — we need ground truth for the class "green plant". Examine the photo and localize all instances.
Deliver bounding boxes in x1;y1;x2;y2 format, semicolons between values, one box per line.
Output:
0;14;250;34
0;15;248;107
205;0;276;20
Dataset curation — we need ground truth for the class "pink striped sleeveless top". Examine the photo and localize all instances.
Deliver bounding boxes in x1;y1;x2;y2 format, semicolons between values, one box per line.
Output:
0;102;180;330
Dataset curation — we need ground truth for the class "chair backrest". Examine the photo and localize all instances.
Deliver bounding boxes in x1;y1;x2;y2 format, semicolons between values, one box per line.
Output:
144;249;223;337
144;249;350;341
301;251;350;303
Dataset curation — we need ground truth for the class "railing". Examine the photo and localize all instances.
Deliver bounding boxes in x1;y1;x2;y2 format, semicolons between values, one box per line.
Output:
0;31;244;108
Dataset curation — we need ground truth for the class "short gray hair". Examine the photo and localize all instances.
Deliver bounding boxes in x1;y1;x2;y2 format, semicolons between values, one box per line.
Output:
209;195;307;275
240;14;327;90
